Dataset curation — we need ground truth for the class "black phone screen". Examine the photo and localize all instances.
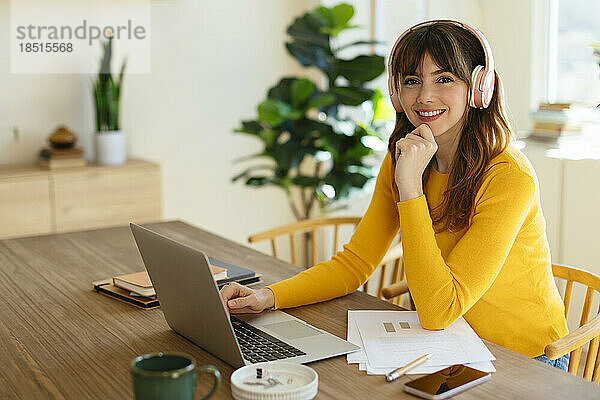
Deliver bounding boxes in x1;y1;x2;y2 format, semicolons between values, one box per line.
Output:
404;365;489;395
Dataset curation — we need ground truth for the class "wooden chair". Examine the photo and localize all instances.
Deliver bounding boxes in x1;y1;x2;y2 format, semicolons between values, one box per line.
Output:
545;263;600;382
363;243;409;305
380;268;414;310
248;217;361;267
248;217;407;304
382;262;600;380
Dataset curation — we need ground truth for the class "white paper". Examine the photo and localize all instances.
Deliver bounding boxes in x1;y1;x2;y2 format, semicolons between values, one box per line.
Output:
347;310;495;375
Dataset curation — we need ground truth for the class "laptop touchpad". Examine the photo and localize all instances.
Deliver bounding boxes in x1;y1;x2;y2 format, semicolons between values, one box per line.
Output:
263;320;323;340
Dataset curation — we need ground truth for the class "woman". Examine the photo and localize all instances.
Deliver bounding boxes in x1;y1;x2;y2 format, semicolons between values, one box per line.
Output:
220;20;569;370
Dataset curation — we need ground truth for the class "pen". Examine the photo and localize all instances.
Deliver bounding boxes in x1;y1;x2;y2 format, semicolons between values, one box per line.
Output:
385;353;433;382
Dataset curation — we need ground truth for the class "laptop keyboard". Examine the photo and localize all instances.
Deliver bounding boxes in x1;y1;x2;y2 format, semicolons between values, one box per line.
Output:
231;317;306;363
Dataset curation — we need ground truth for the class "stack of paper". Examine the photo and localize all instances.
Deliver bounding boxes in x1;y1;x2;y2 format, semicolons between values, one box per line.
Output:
347;310;495;375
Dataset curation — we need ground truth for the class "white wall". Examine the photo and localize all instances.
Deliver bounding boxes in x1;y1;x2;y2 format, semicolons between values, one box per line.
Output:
0;0;318;248
0;0;548;250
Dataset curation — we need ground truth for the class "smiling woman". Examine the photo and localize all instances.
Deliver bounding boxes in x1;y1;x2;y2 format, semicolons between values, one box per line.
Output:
399;55;468;137
221;20;570;372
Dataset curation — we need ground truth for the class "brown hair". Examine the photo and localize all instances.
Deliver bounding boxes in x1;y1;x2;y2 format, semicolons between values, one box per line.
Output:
388;22;513;232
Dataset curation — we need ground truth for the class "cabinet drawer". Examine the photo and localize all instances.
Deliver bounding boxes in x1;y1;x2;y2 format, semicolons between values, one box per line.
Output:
0;176;52;239
53;167;161;232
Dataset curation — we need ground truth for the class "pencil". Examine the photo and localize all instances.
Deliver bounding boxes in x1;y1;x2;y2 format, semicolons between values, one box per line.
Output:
386;353;433;382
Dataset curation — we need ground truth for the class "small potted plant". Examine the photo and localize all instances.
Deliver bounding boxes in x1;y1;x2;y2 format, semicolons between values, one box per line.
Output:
92;37;127;165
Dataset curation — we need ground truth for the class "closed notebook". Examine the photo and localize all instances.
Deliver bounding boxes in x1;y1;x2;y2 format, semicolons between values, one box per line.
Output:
92;279;160;310
113;265;228;297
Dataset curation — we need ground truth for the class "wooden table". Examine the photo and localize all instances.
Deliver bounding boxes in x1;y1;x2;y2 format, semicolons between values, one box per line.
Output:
1;221;599;399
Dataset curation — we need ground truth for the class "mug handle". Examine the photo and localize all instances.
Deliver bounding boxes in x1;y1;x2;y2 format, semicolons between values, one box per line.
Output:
196;365;221;400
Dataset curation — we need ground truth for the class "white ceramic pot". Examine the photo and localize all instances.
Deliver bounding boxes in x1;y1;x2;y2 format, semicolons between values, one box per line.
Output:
95;130;126;165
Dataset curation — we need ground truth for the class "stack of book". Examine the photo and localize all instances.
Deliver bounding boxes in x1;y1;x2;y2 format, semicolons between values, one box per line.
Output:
93;257;260;309
38;147;86;169
530;103;585;140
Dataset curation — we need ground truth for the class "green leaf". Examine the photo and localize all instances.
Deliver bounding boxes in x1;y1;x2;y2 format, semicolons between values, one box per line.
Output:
347;172;369;187
291;118;335;138
232;151;272;164
286;11;333;71
287;13;330;49
313;4;354;27
313;4;356;37
330;4;354;26
287;111;304;120
116;58;127;100
336;40;384;52
259;129;277;147
321;24;359;37
258;99;292;127
292;175;320;187
333;55;385;83
290;78;315;108
234;120;263;135
329;86;374;106
232;165;274;182
285;42;332;70
307;93;334;110
246;177;271;187
268;78;294;103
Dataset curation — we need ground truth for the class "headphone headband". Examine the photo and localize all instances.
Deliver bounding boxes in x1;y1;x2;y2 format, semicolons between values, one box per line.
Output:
387;19;495;111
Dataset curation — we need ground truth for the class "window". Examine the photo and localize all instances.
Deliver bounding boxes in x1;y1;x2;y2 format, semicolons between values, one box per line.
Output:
548;0;600;105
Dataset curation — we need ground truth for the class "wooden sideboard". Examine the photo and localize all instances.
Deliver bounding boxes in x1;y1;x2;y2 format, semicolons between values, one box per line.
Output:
0;159;161;239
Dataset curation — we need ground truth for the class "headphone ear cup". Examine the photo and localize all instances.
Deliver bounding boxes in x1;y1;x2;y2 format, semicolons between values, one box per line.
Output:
470;65;484;108
391;93;403;113
388;76;404;112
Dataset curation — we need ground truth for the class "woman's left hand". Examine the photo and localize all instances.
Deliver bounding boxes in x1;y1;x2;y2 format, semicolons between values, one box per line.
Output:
394;124;438;201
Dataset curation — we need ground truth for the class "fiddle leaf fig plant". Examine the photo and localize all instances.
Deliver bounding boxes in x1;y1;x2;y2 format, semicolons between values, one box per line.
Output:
233;3;393;221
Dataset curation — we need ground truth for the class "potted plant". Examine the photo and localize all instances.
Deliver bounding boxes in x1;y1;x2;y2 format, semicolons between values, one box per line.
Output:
93;37;127;165
233;3;393;221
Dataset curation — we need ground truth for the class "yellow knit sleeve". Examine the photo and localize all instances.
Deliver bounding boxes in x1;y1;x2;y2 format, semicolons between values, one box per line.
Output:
398;166;536;330
267;152;400;309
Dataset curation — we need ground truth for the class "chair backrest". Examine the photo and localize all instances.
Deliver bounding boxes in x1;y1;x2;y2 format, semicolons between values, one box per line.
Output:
248;217;406;304
248;217;362;267
362;243;407;305
549;263;600;381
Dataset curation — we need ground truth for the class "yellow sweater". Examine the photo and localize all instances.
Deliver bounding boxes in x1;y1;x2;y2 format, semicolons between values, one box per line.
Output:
267;145;568;357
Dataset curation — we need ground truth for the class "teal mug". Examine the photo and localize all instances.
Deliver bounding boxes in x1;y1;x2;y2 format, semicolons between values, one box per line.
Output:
131;352;221;400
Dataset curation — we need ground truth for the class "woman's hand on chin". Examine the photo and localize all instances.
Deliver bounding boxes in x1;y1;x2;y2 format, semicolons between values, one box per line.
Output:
394;124;438;201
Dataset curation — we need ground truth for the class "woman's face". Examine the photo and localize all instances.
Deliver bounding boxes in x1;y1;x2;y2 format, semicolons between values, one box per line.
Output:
399;53;469;138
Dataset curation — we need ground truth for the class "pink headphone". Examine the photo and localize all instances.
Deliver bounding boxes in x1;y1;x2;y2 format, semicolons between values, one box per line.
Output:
387;19;495;111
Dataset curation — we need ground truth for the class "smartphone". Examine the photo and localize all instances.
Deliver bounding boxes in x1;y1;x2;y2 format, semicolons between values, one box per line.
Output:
403;364;491;399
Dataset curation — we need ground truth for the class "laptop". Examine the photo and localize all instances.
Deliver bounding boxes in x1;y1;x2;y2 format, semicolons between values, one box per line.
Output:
130;223;360;368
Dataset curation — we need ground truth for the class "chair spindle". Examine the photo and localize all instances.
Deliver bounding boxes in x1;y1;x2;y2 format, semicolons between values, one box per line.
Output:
310;229;316;267
333;224;339;256
289;233;297;265
270;239;277;258
564;280;574;317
